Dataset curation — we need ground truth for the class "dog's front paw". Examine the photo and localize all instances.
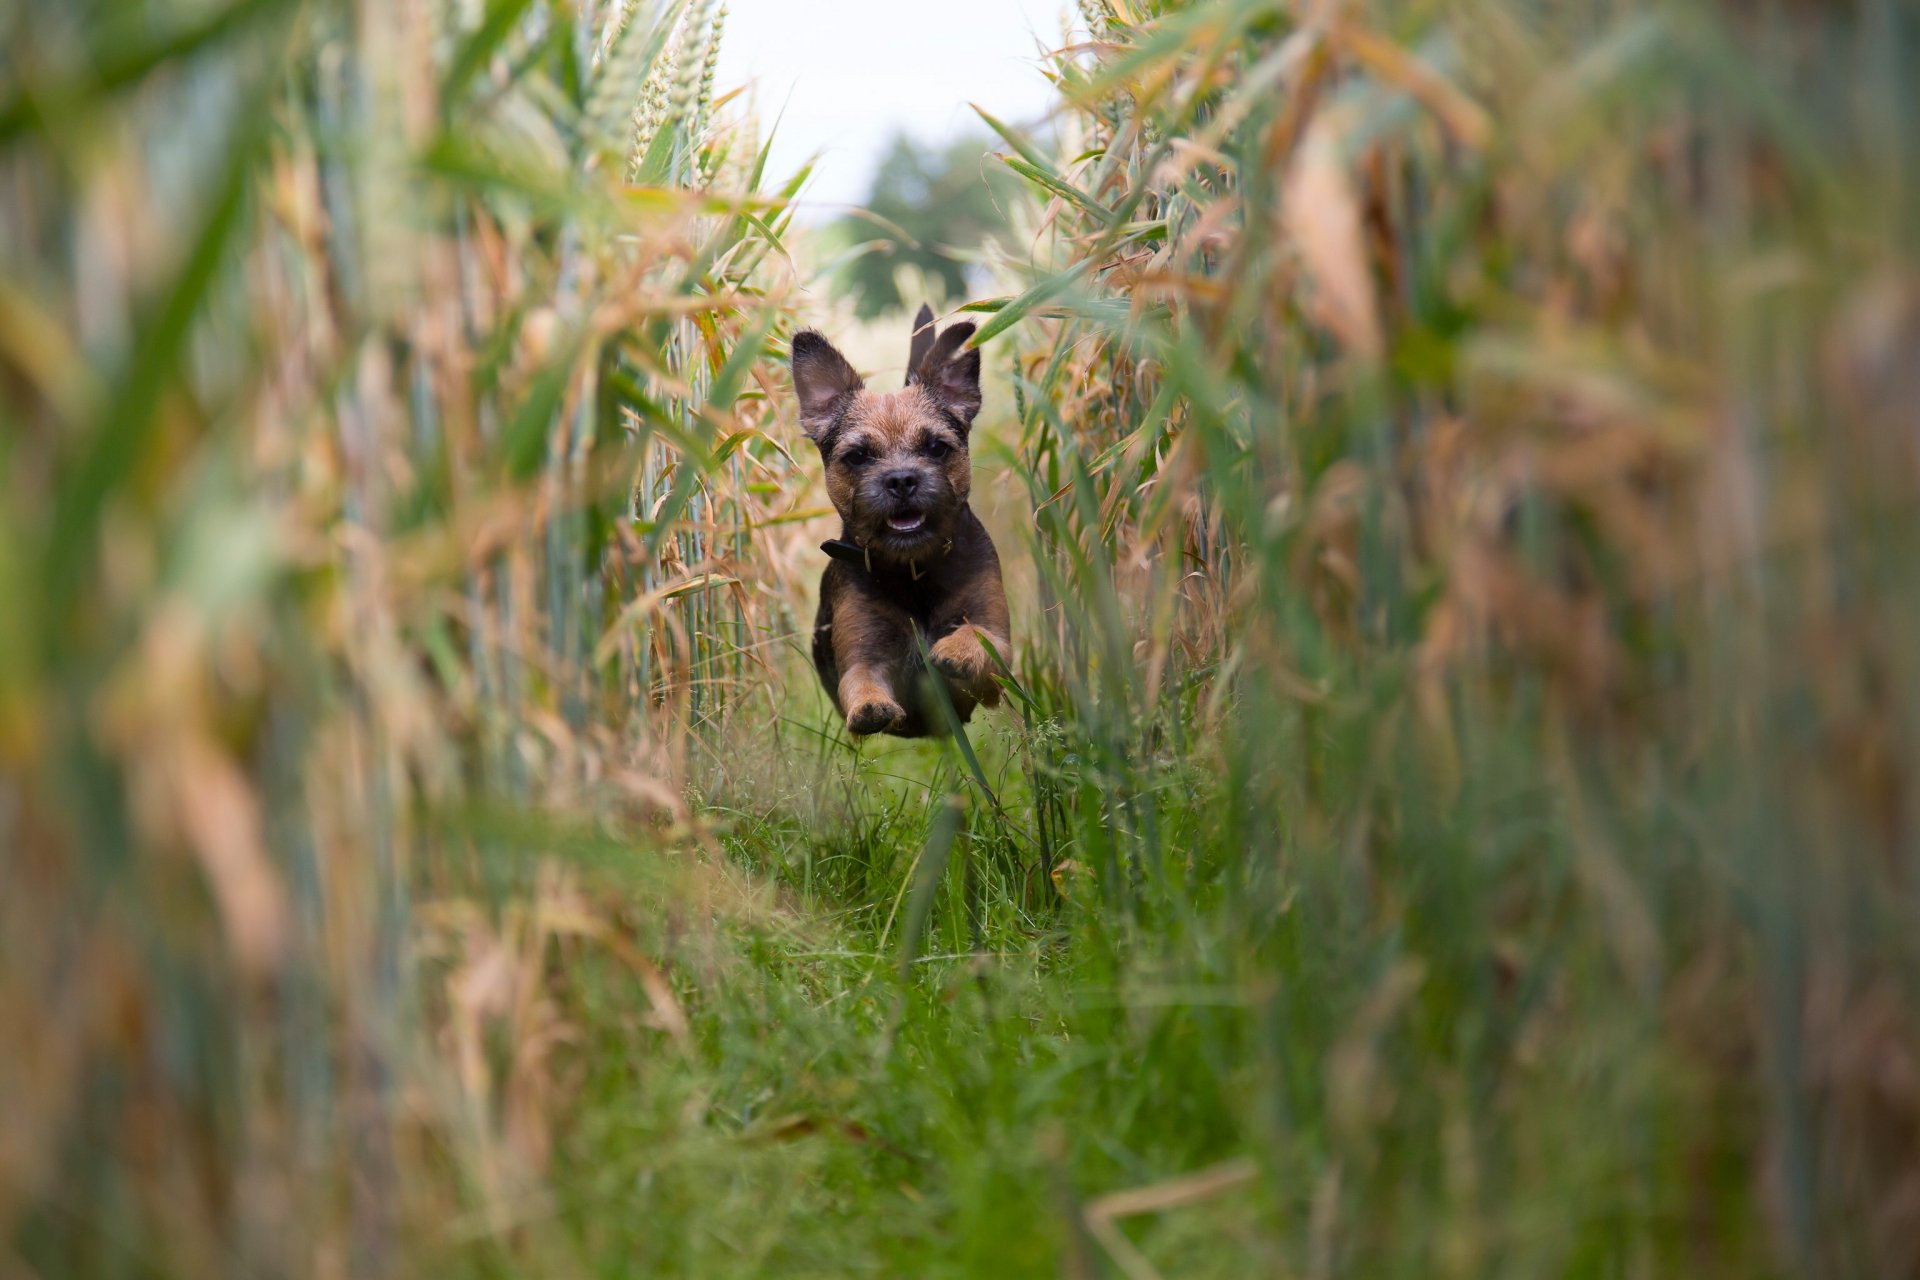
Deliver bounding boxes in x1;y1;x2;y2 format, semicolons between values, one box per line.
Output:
847;696;906;736
929;628;1004;705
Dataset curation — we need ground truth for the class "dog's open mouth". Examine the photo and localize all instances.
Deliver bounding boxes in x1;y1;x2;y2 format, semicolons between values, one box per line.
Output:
885;513;927;534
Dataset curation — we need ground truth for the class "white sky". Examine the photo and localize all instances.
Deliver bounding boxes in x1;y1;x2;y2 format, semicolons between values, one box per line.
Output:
713;0;1070;219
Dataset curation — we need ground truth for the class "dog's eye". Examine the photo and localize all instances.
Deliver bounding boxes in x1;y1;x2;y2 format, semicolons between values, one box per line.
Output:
924;439;951;459
840;448;871;468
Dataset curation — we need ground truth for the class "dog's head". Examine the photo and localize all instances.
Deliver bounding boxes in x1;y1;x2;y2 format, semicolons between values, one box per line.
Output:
789;304;982;562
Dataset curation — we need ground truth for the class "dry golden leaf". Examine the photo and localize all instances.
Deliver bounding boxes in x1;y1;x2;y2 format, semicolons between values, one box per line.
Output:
173;738;288;976
1284;119;1383;360
1337;22;1492;149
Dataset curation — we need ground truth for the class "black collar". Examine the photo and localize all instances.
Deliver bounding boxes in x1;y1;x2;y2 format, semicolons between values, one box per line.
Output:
820;536;953;580
820;537;870;568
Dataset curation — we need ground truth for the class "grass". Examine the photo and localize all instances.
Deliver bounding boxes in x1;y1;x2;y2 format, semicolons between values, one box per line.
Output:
455;722;1263;1279
6;0;1920;1276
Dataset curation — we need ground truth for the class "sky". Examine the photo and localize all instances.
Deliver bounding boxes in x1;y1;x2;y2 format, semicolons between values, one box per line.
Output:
712;0;1071;220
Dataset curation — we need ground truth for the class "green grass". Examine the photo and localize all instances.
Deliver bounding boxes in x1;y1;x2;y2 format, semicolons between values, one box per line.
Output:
425;670;1776;1279
468;723;1274;1279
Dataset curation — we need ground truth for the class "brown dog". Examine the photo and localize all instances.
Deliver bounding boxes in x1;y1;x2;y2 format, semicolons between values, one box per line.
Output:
791;306;1011;738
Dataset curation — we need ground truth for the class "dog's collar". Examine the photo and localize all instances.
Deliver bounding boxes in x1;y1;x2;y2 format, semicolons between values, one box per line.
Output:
820;536;953;581
820;537;870;568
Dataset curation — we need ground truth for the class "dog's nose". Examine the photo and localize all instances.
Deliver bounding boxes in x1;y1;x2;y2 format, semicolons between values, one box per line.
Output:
882;470;920;499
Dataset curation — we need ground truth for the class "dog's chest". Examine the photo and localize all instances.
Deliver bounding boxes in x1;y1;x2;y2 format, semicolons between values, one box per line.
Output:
822;552;955;626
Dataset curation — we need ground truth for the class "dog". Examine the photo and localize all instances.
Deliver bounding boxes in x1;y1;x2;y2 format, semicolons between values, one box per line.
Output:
790;305;1011;738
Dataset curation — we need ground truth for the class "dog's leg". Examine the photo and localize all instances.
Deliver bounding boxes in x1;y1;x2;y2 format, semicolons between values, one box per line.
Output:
929;545;1012;707
928;623;1008;706
839;665;906;736
825;573;912;736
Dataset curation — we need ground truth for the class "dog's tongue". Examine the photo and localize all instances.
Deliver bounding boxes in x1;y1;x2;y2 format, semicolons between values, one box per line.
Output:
887;514;926;533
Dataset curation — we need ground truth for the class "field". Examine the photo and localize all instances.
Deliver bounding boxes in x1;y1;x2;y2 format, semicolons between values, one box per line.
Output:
4;0;1919;1277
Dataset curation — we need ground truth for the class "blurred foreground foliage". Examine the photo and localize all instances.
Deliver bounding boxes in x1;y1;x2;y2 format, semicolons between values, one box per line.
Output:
959;0;1920;1273
0;0;811;1270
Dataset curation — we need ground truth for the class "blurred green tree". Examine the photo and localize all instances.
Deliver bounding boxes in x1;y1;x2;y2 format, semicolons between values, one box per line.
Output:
833;134;1024;319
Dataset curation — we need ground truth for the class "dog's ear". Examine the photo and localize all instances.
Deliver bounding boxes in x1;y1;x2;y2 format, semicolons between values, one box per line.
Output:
905;303;936;384
790;329;863;445
911;321;982;428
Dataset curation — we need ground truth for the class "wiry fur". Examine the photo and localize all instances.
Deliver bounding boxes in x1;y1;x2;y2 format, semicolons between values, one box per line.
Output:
790;305;1011;738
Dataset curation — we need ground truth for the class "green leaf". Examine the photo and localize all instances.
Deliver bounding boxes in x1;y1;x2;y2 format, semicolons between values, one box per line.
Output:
897;797;965;979
971;104;1054;174
915;632;1000;807
44;81;270;612
704;310;775;416
969;258;1098;347
445;0;538;105
502;338;590;479
0;0;295;144
1001;156;1112;223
